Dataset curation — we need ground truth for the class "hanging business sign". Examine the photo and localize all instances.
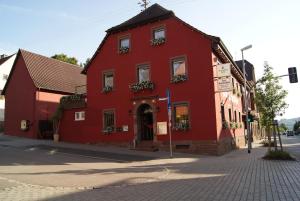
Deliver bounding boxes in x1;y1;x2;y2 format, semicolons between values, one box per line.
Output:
216;63;231;78
218;77;233;92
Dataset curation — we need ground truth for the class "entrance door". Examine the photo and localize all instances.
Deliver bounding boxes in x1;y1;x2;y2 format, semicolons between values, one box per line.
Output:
137;104;154;141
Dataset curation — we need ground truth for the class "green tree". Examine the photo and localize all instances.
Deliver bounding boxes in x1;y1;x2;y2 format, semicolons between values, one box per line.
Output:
293;121;300;133
80;58;91;68
51;54;78;65
255;62;288;150
279;123;288;133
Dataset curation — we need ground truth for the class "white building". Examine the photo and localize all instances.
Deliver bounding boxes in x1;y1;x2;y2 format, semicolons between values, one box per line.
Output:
0;54;16;122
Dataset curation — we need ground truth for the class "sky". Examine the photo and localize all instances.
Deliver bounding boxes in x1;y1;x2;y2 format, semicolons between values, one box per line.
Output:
0;0;299;119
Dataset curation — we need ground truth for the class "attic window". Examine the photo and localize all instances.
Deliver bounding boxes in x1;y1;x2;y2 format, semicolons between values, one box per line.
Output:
119;37;130;54
152;27;165;46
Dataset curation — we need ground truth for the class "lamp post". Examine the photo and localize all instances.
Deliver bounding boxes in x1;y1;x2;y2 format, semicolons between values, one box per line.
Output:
241;44;252;154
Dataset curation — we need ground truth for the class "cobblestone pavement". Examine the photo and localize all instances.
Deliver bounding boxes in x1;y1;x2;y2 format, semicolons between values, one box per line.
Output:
0;134;300;201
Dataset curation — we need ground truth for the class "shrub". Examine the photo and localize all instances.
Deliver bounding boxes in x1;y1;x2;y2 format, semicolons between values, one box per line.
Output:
263;150;295;161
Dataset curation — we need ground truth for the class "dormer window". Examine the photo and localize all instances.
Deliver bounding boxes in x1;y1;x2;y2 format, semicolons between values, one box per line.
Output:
119;37;130;54
152;27;165;46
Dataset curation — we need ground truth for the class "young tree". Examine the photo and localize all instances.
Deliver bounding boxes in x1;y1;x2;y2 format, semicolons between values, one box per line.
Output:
51;54;78;65
279;123;288;133
294;121;300;133
255;62;288;150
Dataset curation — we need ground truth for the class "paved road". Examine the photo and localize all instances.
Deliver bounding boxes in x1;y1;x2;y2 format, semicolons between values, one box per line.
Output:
0;134;300;201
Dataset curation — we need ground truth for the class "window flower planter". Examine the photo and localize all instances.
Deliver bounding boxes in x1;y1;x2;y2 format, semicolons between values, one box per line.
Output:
102;86;113;93
103;126;114;134
119;47;129;54
171;74;187;83
237;91;241;97
230;122;238;129
129;81;154;92
173;123;189;131
151;38;165;46
232;88;236;94
222;121;229;129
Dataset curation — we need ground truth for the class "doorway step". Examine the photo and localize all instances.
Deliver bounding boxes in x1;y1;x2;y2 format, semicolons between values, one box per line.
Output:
134;141;159;152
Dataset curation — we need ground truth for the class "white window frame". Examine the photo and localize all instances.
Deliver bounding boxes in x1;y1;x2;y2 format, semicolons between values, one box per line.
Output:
75;111;85;121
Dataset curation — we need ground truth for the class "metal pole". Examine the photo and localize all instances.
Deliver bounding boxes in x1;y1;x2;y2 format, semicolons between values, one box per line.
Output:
166;89;173;158
242;50;251;153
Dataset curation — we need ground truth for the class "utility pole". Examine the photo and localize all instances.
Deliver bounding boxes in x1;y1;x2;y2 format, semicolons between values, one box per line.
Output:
138;0;150;11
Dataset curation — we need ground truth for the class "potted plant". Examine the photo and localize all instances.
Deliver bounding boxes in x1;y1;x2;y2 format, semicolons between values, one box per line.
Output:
129;81;155;92
151;37;165;46
52;103;64;142
171;74;188;83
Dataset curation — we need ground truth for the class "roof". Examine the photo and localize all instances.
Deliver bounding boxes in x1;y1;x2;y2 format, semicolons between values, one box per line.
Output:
0;54;15;66
3;49;86;95
235;60;255;82
106;3;174;33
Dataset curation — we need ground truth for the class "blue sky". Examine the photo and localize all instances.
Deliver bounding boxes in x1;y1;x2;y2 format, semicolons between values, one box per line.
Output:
1;0;299;119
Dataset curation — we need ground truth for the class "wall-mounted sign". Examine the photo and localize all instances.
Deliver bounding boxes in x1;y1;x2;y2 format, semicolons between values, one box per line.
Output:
20;120;29;131
218;77;233;92
216;63;231;78
157;122;167;135
122;125;128;132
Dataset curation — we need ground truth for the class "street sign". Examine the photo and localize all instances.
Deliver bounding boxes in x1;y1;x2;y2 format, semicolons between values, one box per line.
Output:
288;67;298;83
166;89;171;109
216;63;231;78
218;77;233;92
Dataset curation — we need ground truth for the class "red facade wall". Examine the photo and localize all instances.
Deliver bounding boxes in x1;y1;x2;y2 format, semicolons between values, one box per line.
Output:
79;17;217;144
59;108;88;143
5;56;64;139
4;56;37;138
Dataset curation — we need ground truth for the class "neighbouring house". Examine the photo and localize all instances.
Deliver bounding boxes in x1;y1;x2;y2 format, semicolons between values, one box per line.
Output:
59;4;259;155
0;54;16;125
2;49;86;139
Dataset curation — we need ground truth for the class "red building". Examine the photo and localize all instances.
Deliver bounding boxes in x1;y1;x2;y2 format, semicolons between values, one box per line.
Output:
2;49;86;139
60;4;258;155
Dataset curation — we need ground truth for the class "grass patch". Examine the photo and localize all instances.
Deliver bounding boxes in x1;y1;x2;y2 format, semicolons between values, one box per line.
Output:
263;150;295;161
260;140;275;147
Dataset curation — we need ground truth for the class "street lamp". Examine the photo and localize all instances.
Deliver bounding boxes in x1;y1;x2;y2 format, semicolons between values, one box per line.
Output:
241;44;252;154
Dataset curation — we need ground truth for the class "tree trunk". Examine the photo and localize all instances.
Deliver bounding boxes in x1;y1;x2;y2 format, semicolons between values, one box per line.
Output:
267;126;271;151
272;125;278;151
276;124;283;151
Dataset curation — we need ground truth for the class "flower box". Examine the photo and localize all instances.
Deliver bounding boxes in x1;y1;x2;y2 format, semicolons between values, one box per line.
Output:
103;126;114;134
129;81;154;92
173;123;189;131
102;86;113;93
222;121;229;129
171;74;187;84
119;46;129;54
151;38;165;46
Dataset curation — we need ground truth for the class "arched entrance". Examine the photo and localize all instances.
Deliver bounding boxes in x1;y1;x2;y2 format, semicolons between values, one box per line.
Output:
137;104;154;141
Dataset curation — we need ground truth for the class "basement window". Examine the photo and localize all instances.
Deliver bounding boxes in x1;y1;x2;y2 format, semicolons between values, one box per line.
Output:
75;111;85;121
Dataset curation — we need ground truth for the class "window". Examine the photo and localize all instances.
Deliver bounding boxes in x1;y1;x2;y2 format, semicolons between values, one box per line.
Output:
103;72;114;88
3;74;8;80
120;38;130;49
234;111;237;122
103;110;115;132
171;57;186;77
137;65;150;83
239;112;241;122
228;109;232;121
75;111;85;121
153;28;165;40
174;103;189;130
221;104;225;122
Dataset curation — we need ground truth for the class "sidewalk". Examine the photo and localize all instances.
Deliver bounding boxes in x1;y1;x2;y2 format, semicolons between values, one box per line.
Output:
0;133;300;201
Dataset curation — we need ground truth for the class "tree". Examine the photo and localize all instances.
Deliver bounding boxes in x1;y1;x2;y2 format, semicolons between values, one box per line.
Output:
255;62;288;150
51;54;78;65
294;121;300;133
279;123;288;133
80;58;91;68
